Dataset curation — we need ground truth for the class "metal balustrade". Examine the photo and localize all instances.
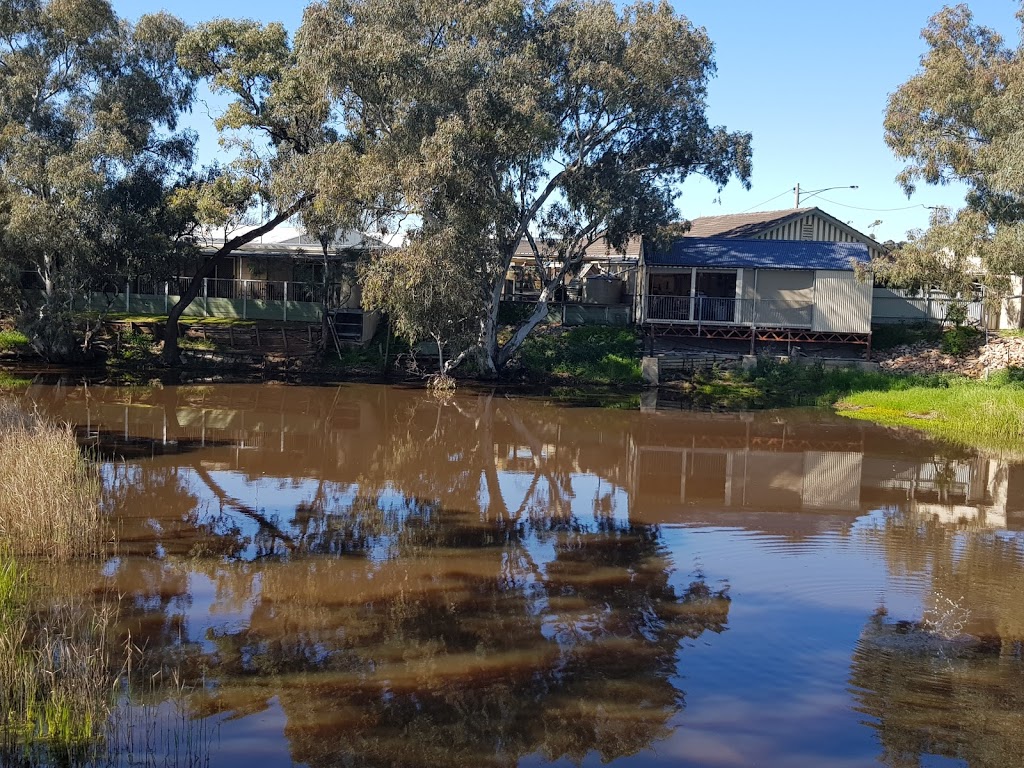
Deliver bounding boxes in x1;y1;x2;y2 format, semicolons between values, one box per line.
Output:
646;295;814;328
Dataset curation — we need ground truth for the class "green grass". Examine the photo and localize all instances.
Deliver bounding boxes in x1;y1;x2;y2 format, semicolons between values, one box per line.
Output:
838;370;1024;451
516;326;643;385
0;330;29;352
0;373;31;390
682;357;1024;452
679;358;942;410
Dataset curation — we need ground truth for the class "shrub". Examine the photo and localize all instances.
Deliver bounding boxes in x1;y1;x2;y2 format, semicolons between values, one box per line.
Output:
516;326;642;384
940;325;980;356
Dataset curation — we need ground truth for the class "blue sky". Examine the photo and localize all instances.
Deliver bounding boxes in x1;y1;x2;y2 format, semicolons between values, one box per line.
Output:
114;0;1021;243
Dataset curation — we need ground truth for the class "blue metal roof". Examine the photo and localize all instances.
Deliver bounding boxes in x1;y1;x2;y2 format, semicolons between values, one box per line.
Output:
647;238;870;271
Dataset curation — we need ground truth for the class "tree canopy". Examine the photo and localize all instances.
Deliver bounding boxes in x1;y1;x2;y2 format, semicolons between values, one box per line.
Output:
299;0;752;373
0;0;195;359
882;2;1024;315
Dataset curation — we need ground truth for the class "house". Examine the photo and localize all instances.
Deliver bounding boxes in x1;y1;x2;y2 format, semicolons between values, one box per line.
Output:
75;226;389;343
505;207;883;315
639;237;873;348
506;234;643;304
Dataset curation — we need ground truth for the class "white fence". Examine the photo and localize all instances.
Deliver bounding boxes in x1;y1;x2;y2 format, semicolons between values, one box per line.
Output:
872;287;986;326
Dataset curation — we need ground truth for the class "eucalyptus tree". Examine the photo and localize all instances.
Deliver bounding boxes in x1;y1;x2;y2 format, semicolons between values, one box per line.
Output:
883;3;1024;311
0;0;195;359
300;0;752;375
160;19;355;364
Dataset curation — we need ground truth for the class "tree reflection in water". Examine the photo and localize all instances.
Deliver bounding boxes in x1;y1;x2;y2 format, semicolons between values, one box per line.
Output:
853;506;1024;768
66;386;732;766
196;505;728;768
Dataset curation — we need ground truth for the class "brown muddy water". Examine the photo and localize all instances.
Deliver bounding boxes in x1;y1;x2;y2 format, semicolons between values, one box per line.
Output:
15;381;1024;767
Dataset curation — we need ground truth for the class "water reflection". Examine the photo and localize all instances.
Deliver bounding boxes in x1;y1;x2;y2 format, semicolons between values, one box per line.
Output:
16;382;1024;766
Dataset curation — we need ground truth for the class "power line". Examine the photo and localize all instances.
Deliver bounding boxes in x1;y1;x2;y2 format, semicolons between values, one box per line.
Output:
814;196;932;213
739;188;793;213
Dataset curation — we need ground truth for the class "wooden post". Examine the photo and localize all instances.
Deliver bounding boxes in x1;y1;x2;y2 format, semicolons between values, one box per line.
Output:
283;281;288;322
281;326;288;351
254;325;261;348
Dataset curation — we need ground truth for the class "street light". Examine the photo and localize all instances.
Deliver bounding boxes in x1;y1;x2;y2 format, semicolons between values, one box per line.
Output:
794;183;858;208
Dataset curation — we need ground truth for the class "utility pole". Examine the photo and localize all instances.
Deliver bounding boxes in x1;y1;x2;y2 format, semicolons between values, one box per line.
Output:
794;183;858;208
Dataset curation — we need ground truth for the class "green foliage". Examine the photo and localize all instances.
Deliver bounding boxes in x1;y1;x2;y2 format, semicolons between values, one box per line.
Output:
881;5;1024;298
110;330;158;364
940;325;981;356
516;326;642;385
498;301;536;327
0;330;29;352
300;0;751;372
0;1;197;361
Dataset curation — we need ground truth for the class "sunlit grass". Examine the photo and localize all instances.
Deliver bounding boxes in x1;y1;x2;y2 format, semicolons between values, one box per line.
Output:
838;374;1024;451
0;403;107;559
0;330;30;352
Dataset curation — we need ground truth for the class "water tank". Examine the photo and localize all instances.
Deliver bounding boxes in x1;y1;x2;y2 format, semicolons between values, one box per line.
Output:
583;274;623;305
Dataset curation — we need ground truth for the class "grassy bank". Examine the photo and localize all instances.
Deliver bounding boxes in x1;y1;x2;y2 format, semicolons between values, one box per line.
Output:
680;359;1024;451
838;369;1024;450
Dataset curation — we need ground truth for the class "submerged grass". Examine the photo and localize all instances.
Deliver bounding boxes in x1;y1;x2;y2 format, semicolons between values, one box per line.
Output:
0;403;107;559
0;553;115;766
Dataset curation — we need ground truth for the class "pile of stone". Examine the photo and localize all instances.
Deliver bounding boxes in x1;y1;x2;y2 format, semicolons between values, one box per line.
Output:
875;334;1024;378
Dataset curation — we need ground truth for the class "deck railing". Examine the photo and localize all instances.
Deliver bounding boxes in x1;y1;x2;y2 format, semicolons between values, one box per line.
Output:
646;295;813;328
23;274;357;323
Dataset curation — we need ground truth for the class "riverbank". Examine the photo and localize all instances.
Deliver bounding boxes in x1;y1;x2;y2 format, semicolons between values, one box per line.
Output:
669;358;1024;452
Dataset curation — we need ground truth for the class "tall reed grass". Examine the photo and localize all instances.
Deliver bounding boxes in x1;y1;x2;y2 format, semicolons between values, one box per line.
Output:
0;553;115;766
0;402;107;559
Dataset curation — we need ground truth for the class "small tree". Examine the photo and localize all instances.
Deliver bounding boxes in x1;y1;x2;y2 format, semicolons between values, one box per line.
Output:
361;227;480;375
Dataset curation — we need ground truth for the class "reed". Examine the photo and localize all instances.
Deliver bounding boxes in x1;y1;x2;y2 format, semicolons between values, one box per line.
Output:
0;553;115;766
0;403;106;559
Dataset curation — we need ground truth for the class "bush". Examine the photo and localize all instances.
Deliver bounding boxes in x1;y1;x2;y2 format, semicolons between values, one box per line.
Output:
940;325;981;356
871;322;942;351
517;326;641;384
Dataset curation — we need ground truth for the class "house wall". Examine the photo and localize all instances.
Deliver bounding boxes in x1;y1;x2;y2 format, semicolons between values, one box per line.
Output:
754;269;814;305
812;270;873;333
999;275;1024;329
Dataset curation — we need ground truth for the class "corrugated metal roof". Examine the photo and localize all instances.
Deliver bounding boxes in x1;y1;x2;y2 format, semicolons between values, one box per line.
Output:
648;238;870;271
